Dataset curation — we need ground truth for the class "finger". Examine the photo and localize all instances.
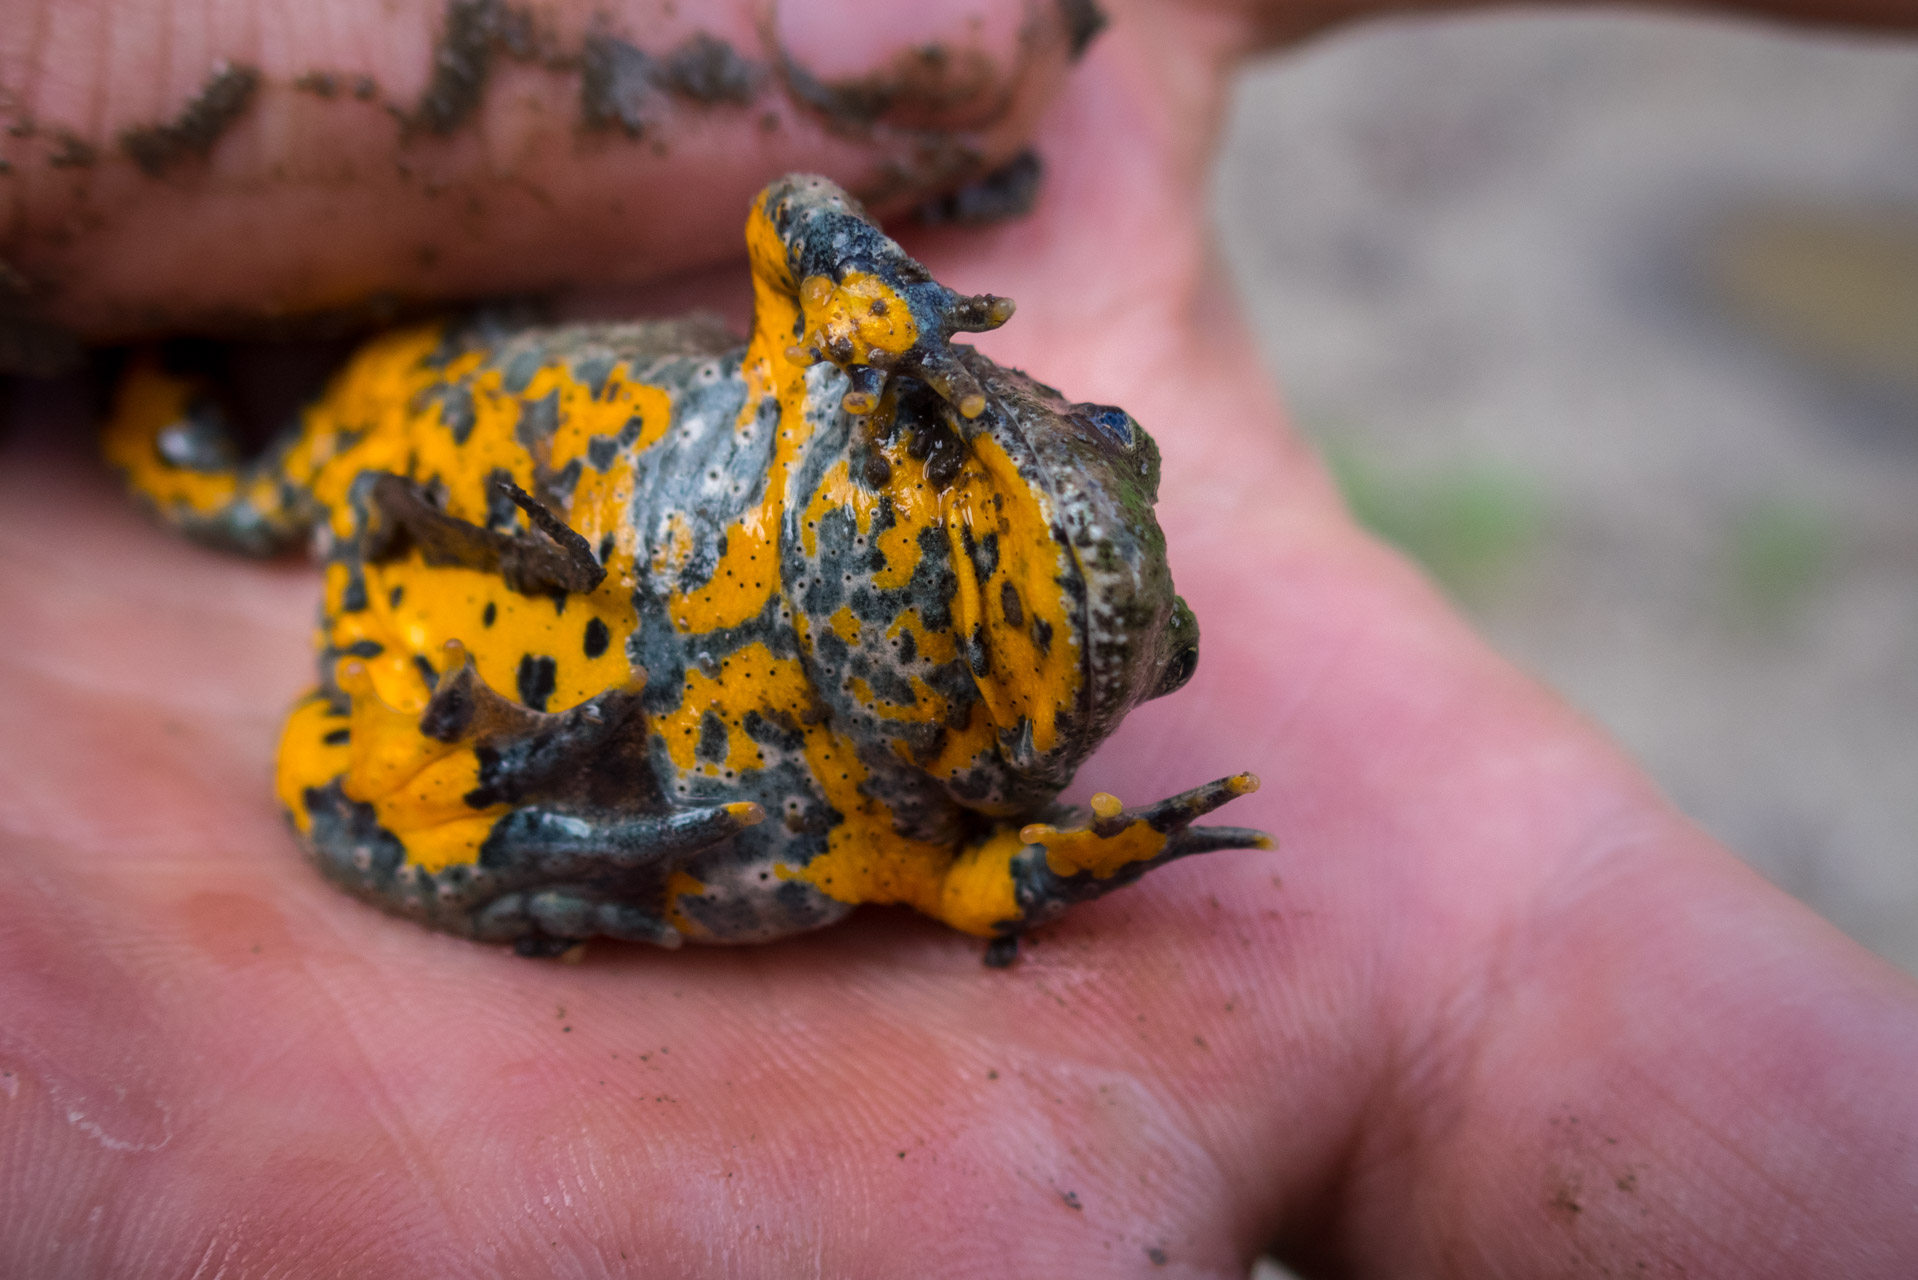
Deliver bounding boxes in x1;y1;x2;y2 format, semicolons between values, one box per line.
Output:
0;0;1096;345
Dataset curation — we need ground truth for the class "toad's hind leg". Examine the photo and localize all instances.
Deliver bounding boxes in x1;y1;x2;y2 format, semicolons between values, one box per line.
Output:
747;174;1017;420
103;355;314;555
279;651;763;952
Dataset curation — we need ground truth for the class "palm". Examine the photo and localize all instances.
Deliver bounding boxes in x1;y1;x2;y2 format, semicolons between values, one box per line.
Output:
4;5;1915;1277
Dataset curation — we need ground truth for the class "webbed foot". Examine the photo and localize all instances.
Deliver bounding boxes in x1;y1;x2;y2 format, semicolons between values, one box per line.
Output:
1007;773;1273;928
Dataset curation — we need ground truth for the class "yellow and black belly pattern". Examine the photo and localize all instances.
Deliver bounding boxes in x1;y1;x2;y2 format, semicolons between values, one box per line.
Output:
108;174;1269;959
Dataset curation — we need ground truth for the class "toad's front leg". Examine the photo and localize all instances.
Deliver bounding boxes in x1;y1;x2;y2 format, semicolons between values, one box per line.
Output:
929;775;1273;962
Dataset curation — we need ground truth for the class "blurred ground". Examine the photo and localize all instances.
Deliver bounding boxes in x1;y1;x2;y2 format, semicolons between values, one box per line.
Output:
1212;10;1918;973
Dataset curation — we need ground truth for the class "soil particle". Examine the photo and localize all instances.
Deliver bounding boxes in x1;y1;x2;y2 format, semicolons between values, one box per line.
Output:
661;33;759;103
293;71;340;99
120;61;260;176
581;32;761;136
580;33;656;136
47;131;96;169
918;148;1043;226
1058;0;1108;59
777;41;1005;131
412;0;508;135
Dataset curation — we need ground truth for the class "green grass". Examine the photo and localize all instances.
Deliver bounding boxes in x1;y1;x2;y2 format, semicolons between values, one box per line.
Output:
1324;442;1544;603
1726;499;1833;623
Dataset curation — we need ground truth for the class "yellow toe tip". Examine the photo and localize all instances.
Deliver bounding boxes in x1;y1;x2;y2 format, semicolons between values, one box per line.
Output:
1228;773;1261;796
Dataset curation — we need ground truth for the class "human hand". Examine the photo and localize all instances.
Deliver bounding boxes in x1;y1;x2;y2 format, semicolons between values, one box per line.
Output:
4;1;1917;1275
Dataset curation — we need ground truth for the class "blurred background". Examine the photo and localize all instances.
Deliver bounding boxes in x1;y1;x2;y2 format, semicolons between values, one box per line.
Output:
1211;8;1918;974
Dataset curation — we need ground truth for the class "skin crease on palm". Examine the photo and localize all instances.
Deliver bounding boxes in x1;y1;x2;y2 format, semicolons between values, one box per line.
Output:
3;0;1918;1276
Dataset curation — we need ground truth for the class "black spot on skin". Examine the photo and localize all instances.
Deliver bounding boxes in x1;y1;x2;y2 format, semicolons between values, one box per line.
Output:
515;390;558;445
120;61;260;176
695;709;728;764
597;534;615;565
388;584;405;607
437;382;477;444
573;353;617;397
863;451;891;487
896;628;917;664
1000;580;1023;628
968;529;999;582
583;616;610;658
322;728;351;746
501;348;544;395
1031;616;1053;656
342;639;384;658
415;654;442;691
967;626;990;677
516;653;556;711
587;435;618;469
483;601;498;627
1058;0;1108;58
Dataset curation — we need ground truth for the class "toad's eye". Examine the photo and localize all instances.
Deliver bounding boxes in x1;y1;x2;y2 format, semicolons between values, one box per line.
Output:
1152;596;1199;699
1074;404;1137;451
1156;645;1198;698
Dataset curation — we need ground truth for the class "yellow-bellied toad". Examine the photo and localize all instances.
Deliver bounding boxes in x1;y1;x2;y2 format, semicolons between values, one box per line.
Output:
107;174;1269;961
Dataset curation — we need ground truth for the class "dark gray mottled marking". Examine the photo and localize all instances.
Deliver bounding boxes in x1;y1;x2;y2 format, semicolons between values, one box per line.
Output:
516;653;557;711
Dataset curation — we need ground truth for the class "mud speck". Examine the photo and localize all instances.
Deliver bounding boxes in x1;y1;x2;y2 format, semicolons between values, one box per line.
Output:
48;131;96;169
1058;0;1108;59
1145;1246;1168;1266
1060;1190;1082;1210
918;149;1042;226
661;33;758;103
580;32;655;136
353;76;379;101
778;41;1006;131
294;71;340;99
413;0;506;135
121;61;260;176
581;32;760;135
